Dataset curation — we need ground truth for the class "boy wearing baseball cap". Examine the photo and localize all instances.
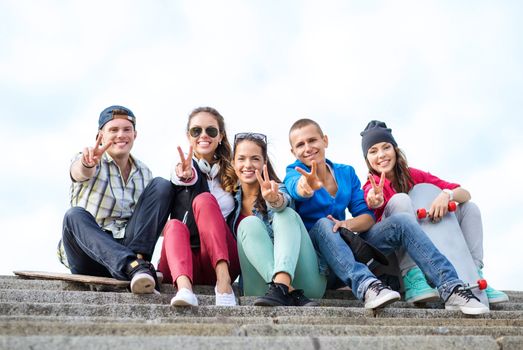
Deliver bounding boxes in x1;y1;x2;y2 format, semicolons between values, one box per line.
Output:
58;105;174;294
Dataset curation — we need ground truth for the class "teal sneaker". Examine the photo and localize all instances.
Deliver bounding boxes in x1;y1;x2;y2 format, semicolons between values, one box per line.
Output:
477;268;509;304
403;267;440;303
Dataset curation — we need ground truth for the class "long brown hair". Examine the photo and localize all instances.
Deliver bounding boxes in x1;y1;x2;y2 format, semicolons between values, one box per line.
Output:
187;107;236;193
233;133;280;216
365;146;414;193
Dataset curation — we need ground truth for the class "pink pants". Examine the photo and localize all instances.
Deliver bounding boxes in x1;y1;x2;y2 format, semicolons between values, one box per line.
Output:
157;192;240;287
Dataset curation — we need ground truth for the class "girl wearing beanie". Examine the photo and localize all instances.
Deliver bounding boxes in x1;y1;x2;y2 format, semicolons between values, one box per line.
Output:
361;120;508;305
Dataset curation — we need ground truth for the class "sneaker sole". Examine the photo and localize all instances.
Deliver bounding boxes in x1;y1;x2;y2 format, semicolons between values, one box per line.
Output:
406;290;440;303
488;295;509;304
364;293;401;309
130;273;155;294
299;300;320;307
171;299;197;307
445;304;490;315
253;297;289;307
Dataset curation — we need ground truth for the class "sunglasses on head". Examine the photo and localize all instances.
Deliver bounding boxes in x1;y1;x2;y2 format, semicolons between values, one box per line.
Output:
189;126;219;138
234;132;267;145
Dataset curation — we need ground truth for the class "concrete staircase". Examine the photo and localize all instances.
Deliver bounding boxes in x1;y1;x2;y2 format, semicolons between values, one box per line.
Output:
1;275;522;349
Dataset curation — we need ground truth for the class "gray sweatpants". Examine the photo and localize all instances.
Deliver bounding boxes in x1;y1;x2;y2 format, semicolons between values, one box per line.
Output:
382;193;484;276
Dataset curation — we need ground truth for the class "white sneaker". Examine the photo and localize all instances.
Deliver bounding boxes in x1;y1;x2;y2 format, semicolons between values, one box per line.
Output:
215;286;237;306
445;286;490;315
130;272;155;294
170;288;198;307
364;280;401;309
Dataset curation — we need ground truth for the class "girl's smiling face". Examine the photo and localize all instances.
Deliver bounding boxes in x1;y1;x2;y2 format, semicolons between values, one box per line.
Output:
366;141;397;175
233;140;265;186
187;112;223;162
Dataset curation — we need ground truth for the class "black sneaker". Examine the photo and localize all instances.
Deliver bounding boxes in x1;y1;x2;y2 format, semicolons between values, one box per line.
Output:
253;282;293;306
289;289;319;307
125;258;158;294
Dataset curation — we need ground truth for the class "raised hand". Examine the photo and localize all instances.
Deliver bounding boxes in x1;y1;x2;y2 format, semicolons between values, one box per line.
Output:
366;172;385;209
81;133;112;168
256;164;280;204
295;161;323;197
175;145;194;180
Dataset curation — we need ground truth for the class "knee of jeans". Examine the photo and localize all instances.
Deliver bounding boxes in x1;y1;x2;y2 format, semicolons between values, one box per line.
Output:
388;212;417;228
387;193;413;213
63;207;89;224
149;177;174;197
192;192;217;211
237;216;265;242
163;219;190;240
311;218;335;239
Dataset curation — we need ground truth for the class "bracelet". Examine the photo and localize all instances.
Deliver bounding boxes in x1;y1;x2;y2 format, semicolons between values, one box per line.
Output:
81;160;96;169
179;174;194;183
442;189;454;201
268;194;283;207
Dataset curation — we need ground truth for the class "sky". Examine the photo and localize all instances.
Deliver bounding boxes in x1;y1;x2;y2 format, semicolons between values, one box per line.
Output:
1;0;522;291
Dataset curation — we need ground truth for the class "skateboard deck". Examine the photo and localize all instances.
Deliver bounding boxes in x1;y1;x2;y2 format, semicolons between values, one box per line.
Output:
408;184;489;307
13;270;129;291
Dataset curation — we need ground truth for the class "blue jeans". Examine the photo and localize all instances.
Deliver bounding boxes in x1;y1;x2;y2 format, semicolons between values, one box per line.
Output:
309;218;376;300
62;177;174;280
309;213;463;301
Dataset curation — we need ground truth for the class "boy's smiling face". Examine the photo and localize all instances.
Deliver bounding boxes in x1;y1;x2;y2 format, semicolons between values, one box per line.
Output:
289;124;328;167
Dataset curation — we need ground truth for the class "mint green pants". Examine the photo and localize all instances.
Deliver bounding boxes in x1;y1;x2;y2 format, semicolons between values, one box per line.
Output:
237;207;326;298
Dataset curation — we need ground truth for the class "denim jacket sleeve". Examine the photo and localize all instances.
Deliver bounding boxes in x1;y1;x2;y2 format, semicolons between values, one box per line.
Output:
266;182;293;212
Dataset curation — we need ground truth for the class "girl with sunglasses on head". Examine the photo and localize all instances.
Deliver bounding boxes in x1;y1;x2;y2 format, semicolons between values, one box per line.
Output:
230;132;326;306
157;107;240;307
361;120;508;305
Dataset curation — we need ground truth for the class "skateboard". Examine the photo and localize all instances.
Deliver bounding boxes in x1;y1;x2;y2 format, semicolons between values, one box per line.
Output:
408;184;489;307
13;270;129;292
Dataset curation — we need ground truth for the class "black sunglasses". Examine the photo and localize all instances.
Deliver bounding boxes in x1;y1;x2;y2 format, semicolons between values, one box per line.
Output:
234;132;267;145
189;126;219;138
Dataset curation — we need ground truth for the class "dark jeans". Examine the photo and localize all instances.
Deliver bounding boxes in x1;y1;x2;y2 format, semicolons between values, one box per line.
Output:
62;177;175;280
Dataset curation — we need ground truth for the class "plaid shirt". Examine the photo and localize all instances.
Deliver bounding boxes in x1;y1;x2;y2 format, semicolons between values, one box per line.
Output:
58;152;152;267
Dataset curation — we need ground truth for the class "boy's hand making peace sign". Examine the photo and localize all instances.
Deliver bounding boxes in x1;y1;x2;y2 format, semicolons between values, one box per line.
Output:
295;161;323;198
81;133;113;168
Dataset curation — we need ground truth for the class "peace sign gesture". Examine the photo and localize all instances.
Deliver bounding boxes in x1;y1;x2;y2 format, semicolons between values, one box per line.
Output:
81;133;113;168
175;145;194;180
366;172;385;209
295;160;323;197
255;164;280;204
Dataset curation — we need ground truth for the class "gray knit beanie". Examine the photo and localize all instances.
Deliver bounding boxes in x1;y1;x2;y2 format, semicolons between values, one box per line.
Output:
360;120;397;156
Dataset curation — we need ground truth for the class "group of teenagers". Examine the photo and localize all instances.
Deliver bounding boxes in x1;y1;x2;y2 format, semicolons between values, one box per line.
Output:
58;104;509;316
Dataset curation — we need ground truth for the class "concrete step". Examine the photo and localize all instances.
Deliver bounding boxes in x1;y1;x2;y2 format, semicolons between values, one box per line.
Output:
2;289;521;311
4;275;522;301
0;335;506;350
2;274;522;349
3;314;523;327
3;275;522;303
1;320;522;337
1;301;522;320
